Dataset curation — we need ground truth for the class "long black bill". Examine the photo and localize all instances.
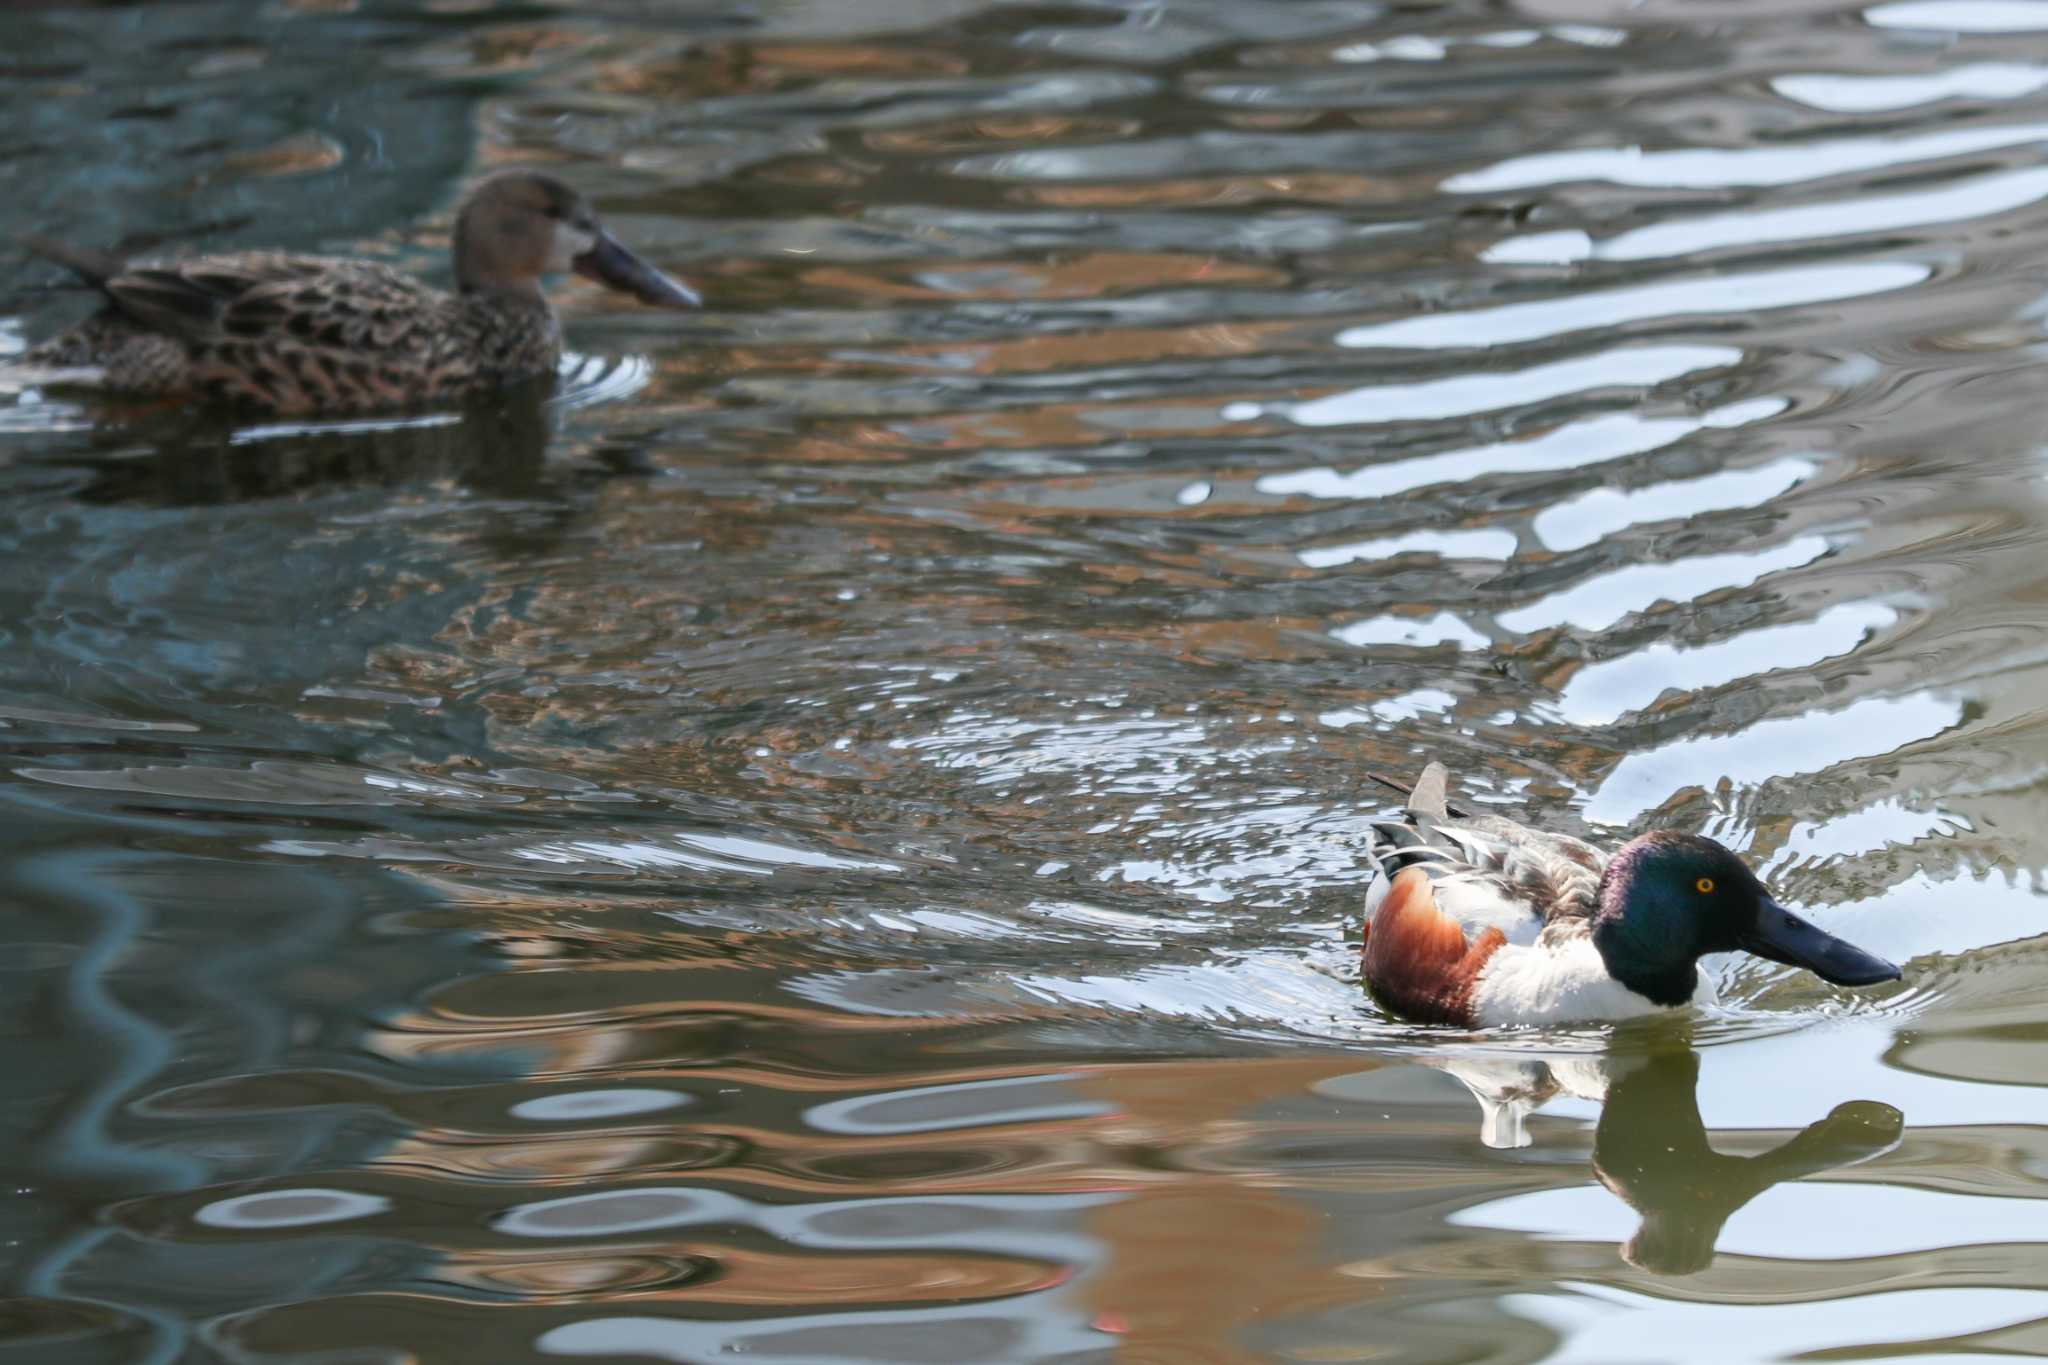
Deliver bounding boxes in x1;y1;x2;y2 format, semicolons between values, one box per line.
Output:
1740;898;1901;987
573;230;701;308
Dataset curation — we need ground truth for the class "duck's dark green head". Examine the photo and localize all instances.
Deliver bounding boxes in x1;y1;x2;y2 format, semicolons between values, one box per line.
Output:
1592;831;1901;1007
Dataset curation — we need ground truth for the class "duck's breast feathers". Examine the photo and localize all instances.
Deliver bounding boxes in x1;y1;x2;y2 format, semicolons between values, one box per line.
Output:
1467;921;1716;1026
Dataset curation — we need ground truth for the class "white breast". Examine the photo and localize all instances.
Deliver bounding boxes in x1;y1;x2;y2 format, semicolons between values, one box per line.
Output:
1469;933;1716;1027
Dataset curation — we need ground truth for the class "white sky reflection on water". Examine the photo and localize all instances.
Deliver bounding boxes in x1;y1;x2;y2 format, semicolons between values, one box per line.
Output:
1258;399;1785;500
1800;866;2048;965
1500;1285;2048;1365
228;412;463;445
1329;612;1489;650
1486;167;2048;264
1336;263;1929;350
1446;120;2048;192
506;833;898;874
539;1298;1113;1363
1298;527;1516;567
1585;692;1964;824
510;1089;690;1121
1866;0;2048;30
1461;1181;2048;1258
1774;63;2048;111
805;1073;1110;1135
1498;535;1832;635
1761;797;1967;877
1533;457;1818;552
1555;602;1896;726
1098;802;1381;904
1319;688;1460;726
1016;955;1357;1018
195;1189;391;1229
1227;344;1740;427
1329;24;1623;60
890;711;1264;797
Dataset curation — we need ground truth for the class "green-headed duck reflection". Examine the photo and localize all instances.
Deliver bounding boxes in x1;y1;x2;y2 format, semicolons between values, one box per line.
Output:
1442;1038;1901;1275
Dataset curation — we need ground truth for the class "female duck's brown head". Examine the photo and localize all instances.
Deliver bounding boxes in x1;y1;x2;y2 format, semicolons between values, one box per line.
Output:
452;171;700;308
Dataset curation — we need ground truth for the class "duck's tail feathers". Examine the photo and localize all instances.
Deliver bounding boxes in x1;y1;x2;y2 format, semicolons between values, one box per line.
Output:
20;234;126;288
1367;763;1468;820
1407;762;1453;820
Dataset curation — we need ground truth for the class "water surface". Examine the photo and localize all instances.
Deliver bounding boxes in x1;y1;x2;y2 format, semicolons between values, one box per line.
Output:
5;0;2048;1360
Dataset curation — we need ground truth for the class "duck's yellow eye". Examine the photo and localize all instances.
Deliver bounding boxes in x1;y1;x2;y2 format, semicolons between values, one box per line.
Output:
1696;877;1716;894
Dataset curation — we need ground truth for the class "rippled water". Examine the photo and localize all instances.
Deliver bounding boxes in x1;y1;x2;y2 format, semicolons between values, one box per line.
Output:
5;0;2048;1359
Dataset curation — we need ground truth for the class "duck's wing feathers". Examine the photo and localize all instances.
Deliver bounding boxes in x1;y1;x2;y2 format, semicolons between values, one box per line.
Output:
100;266;260;343
1365;765;1607;946
94;254;437;349
27;242;323;344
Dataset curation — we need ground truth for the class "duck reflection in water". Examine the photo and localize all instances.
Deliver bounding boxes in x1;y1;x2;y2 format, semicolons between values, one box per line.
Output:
58;379;558;506
1442;1035;1901;1274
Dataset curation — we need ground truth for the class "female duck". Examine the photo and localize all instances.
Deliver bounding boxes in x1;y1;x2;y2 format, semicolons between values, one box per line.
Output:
16;171;698;413
1362;764;1900;1026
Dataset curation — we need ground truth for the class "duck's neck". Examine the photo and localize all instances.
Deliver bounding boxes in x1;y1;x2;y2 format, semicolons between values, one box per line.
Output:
1590;860;1705;1008
451;287;563;377
459;284;560;341
459;278;552;310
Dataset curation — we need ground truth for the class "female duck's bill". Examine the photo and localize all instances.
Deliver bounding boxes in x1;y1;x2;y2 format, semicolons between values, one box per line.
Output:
573;230;700;308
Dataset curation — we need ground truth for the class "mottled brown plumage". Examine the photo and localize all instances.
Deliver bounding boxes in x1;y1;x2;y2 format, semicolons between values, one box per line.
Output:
17;171;698;414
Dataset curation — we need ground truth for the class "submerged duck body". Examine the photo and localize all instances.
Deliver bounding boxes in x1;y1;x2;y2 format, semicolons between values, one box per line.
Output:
1360;764;1900;1027
16;171;698;414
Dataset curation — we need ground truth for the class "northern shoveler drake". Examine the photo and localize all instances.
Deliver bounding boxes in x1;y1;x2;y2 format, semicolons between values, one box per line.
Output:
14;170;699;414
1361;763;1901;1027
